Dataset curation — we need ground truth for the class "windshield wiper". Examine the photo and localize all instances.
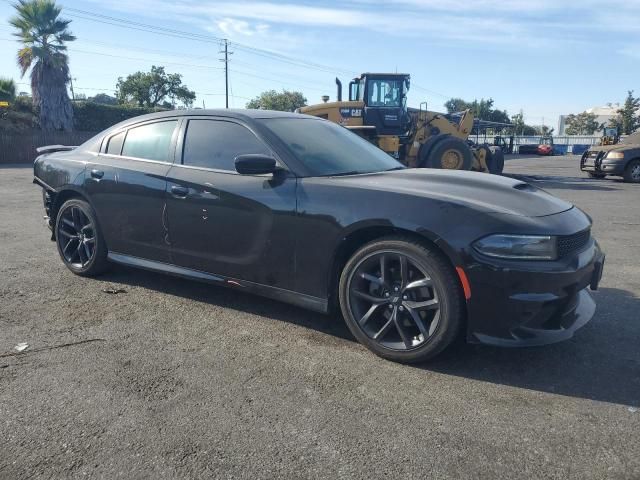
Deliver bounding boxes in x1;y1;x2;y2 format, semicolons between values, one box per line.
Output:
385;166;406;172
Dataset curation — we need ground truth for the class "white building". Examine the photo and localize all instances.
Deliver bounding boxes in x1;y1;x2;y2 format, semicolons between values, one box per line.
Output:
558;104;620;135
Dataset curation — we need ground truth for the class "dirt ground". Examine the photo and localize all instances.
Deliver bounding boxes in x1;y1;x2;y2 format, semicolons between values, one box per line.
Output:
1;156;639;479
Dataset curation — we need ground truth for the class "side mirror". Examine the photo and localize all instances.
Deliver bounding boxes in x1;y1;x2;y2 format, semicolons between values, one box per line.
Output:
234;154;278;175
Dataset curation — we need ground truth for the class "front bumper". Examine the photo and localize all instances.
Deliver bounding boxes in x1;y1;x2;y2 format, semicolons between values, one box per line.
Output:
465;240;605;347
581;152;626;175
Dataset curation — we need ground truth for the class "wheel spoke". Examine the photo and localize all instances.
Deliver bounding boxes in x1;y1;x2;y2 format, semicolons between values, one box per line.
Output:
393;310;413;349
353;289;389;305
404;298;439;310
373;314;395;340
405;277;432;290
62;238;76;255
399;254;408;288
77;242;86;265
58;229;75;240
407;307;429;338
83;241;92;262
71;207;81;231
359;304;382;326
360;272;384;286
428;310;441;336
379;254;387;286
62;217;75;231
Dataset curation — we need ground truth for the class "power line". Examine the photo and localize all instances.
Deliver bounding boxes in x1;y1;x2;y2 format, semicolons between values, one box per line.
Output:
60;6;360;78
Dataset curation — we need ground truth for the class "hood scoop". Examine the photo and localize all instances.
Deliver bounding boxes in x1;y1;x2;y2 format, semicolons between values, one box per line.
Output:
513;182;537;192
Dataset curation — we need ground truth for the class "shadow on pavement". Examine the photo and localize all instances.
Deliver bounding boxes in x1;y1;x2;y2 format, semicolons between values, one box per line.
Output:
97;264;355;342
422;287;640;407
98;266;640;407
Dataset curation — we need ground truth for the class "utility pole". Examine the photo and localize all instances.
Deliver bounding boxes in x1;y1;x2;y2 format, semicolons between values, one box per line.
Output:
219;39;233;109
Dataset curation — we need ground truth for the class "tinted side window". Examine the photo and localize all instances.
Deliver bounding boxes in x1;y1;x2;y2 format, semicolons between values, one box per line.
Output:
183;120;269;171
106;131;125;155
121;120;177;162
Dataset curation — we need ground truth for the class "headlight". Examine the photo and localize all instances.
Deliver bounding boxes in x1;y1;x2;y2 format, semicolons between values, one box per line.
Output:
473;234;557;260
606;151;624;159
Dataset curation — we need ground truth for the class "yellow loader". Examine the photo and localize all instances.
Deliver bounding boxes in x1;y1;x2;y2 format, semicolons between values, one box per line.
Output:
298;73;504;174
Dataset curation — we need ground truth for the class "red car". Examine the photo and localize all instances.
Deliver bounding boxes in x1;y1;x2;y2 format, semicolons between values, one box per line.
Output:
537;143;554;156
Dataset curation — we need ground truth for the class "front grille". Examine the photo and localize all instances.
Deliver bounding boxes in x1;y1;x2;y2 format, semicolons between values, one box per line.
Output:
557;229;590;258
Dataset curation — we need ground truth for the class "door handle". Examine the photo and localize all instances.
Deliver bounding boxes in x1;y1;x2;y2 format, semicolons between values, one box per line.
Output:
170;185;189;198
90;169;104;179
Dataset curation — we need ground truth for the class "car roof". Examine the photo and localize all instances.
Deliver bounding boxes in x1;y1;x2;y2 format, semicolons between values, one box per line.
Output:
79;109;319;152
117;108;302;125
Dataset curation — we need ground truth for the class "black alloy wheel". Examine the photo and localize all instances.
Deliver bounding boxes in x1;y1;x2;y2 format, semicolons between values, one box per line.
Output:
55;199;108;276
339;237;464;363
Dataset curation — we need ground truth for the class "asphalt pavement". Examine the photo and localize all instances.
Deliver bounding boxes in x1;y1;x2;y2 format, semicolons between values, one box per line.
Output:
1;155;639;479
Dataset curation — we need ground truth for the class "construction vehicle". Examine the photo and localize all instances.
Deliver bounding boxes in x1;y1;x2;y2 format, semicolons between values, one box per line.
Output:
298;73;504;174
600;127;619;146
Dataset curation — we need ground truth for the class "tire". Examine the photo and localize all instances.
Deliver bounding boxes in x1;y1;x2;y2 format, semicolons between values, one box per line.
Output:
338;236;464;363
623;159;640;183
489;146;505;174
588;172;606;179
476;145;494;173
424;137;473;171
55;198;109;276
416;135;445;168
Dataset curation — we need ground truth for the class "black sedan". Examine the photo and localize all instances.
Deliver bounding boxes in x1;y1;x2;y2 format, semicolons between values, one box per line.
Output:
33;109;605;363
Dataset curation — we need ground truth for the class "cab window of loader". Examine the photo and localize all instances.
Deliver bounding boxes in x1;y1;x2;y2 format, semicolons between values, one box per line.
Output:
367;79;402;107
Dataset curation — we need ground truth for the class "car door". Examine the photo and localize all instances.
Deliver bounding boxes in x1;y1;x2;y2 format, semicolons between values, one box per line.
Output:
165;117;297;290
84;119;179;262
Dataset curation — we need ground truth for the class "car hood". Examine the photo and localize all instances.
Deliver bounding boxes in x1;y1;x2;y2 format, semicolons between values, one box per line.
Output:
589;144;639;153
326;168;574;217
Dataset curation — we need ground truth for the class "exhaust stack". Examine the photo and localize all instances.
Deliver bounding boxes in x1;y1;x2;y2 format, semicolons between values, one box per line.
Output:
335;78;342;102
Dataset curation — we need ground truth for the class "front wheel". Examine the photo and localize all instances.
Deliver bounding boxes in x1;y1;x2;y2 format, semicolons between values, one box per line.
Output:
587;172;606;179
55;198;109;276
339;237;464;363
623;159;640;183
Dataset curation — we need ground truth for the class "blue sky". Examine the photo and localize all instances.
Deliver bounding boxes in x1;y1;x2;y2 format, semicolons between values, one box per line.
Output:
1;0;639;129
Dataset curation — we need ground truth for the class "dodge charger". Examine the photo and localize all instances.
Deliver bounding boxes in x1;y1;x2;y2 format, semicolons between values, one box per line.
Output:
33;109;605;363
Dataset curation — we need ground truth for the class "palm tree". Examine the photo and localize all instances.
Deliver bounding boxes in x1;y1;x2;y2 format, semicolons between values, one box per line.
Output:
0;78;17;102
10;0;76;130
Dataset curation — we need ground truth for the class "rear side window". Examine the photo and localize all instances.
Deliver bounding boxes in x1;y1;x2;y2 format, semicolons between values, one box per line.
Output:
106;131;125;155
182;119;270;171
121;120;178;162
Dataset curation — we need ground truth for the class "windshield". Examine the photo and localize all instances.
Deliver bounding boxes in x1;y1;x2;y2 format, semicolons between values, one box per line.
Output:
367;78;403;107
259;118;404;177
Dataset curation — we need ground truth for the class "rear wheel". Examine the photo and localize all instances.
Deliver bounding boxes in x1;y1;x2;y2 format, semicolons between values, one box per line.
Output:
623;159;640;183
55;198;109;276
339;237;464;363
424;137;473;171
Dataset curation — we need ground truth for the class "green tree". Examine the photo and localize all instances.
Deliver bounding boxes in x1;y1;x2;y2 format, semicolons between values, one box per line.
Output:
246;89;307;111
445;96;509;124
9;0;76;130
0;77;17;102
616;90;640;135
87;93;117;105
444;97;469;113
565;111;600;135
116;66;196;108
